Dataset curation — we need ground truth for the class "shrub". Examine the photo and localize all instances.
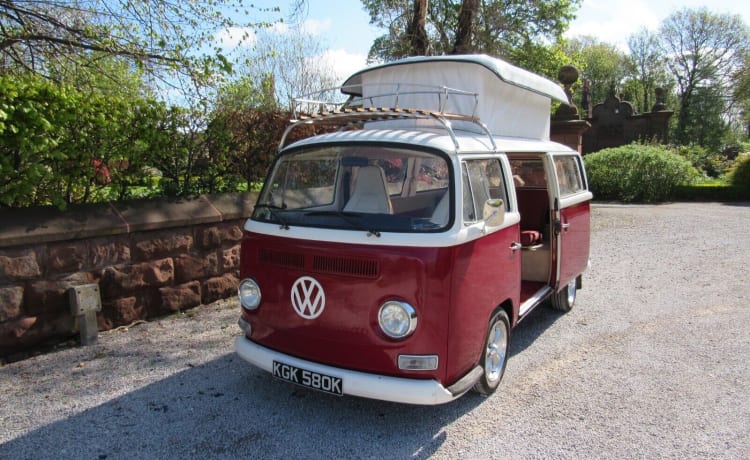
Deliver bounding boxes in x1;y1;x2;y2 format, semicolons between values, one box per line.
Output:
728;153;750;191
672;144;732;178
0;75;173;208
584;144;699;202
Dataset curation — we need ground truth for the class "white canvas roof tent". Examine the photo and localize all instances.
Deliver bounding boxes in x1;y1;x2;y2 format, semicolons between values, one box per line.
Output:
340;54;569;141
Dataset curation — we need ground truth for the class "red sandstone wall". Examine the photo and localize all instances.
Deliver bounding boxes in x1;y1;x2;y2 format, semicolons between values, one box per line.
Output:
0;193;257;358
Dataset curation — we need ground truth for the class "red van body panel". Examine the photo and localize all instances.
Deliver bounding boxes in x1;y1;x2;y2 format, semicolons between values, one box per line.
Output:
445;224;520;383
240;221;521;388
241;231;453;382
558;200;591;288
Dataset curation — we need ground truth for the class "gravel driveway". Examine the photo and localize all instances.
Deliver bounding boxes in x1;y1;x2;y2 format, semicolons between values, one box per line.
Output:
1;202;749;459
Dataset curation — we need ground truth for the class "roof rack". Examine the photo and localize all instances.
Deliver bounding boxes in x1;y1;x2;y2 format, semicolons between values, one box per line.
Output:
278;84;497;152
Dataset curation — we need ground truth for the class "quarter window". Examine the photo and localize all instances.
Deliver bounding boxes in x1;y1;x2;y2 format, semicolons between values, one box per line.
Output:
554;156;585;197
462;159;508;223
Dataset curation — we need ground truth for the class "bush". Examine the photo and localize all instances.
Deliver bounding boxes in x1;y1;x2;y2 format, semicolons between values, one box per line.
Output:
0;75;283;209
584;144;699;202
0;75;173;208
672;184;750;201
672;144;733;178
728;153;750;191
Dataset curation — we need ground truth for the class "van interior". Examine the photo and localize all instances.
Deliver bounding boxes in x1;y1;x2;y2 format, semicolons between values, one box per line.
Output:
510;155;554;310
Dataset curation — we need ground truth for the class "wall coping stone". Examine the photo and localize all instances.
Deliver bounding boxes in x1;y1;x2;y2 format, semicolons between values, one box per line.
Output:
0;192;258;249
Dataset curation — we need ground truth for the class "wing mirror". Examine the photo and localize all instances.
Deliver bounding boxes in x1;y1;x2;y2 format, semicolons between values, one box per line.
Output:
482;198;505;229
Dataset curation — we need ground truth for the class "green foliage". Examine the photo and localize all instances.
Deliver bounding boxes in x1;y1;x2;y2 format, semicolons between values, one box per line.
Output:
0;75;173;208
728;154;750;190
0;70;295;209
624;28;674;113
659;8;750;149
363;0;581;67
672;184;750;201
0;1;281;98
584;144;699;202
564;37;629;107
208;76;289;187
673;85;730;151
672;144;733;178
508;42;576;81
0;76;69;208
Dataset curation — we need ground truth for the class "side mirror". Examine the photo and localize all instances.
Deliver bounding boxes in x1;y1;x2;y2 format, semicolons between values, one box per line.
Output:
483;198;505;228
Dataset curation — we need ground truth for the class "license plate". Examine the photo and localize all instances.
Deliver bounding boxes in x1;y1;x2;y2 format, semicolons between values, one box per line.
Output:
272;361;343;396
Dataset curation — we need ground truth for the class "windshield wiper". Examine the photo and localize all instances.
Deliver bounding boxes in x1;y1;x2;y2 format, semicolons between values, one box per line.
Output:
254;203;290;230
305;210;381;237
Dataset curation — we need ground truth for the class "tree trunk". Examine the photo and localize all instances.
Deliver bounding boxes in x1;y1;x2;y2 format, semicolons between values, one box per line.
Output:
452;0;478;54
407;0;429;56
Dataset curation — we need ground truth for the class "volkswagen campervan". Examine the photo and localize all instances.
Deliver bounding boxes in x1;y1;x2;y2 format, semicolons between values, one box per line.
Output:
235;55;592;405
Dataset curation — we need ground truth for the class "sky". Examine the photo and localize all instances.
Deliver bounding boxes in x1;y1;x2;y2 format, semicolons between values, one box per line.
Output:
243;0;750;82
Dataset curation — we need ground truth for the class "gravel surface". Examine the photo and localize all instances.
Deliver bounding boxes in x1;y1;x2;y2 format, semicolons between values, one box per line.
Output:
1;202;749;459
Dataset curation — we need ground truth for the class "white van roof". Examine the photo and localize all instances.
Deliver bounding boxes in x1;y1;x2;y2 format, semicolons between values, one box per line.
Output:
341;55;567;141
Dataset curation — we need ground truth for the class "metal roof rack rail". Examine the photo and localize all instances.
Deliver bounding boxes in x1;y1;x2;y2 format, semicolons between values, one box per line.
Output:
278;84;497;152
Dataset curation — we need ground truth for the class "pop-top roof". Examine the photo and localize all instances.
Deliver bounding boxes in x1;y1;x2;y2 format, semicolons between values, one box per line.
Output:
340;54;568;141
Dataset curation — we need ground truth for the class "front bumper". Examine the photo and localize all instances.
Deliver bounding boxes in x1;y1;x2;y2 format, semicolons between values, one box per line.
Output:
234;335;463;405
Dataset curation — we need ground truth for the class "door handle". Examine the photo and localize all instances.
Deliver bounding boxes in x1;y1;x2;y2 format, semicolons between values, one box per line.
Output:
561;222;570;230
510;242;522;251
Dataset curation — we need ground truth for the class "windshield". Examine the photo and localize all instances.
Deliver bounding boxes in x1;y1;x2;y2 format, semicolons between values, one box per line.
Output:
252;144;452;233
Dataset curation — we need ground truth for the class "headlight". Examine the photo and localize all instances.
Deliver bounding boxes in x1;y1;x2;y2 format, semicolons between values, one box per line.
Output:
378;301;417;339
238;278;261;310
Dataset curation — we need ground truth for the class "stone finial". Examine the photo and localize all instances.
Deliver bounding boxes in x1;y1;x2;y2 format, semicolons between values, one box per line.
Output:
652;87;667;112
557;65;579;103
554;65;580;121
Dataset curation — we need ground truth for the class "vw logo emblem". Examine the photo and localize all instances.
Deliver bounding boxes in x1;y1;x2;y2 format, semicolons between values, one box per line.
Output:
291;276;326;319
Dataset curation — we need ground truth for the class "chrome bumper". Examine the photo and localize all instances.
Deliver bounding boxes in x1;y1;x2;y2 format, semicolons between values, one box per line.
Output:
234;335;460;405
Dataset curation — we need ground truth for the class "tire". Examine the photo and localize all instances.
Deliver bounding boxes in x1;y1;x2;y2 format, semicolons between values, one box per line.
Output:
550;279;577;312
473;310;510;396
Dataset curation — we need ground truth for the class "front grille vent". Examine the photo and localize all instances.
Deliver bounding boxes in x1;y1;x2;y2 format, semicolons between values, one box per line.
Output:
312;255;379;279
259;249;304;269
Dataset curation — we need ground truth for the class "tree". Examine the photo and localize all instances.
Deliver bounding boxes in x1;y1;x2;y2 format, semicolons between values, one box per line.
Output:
658;8;750;145
564;36;629;109
407;0;430;55
734;54;750;137
626;28;672;113
238;24;339;109
0;1;281;92
452;0;477;54
363;0;581;71
677;85;730;152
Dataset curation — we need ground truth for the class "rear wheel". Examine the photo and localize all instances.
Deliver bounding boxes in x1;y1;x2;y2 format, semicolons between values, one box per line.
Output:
550;279;577;312
473;310;510;396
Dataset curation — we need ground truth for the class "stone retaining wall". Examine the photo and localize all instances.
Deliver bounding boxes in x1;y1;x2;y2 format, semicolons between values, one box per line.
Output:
0;193;257;358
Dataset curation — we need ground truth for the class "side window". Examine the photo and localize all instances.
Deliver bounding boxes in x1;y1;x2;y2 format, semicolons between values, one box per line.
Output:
554;156;585;197
462;159;508;223
509;158;546;188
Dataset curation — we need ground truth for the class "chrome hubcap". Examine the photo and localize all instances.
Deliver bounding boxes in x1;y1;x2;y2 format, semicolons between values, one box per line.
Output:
566;280;576;306
485;321;508;383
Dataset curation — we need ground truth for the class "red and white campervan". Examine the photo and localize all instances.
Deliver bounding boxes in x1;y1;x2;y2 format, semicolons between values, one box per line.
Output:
235;55;592;405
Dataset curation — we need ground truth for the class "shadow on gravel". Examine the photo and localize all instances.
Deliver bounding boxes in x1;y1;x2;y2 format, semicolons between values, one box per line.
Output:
0;353;480;459
1;309;561;460
721;201;750;207
509;305;565;357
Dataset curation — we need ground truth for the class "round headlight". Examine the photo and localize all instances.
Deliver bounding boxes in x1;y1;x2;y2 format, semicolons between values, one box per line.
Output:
238;278;261;310
378;301;417;339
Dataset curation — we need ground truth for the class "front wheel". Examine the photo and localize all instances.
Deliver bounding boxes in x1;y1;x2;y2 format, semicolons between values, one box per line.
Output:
550;279;577;312
473;310;510;396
